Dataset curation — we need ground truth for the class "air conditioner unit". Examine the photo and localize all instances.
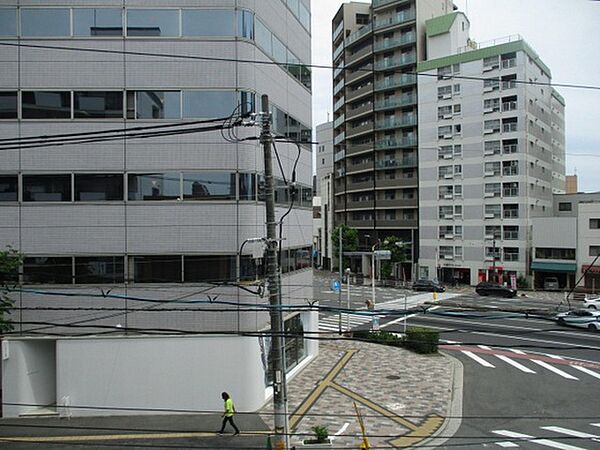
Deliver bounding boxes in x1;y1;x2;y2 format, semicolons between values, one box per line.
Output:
483;107;495;114
444;214;454;219
484;150;495;156
443;255;454;260
443;114;453;119
444;194;453;199
444;173;453;179
442;93;452;99
484;171;496;176
484;213;496;219
444;234;454;239
484;234;495;240
443;154;453;159
483;129;496;134
483;86;494;93
485;256;494;261
484;192;495;198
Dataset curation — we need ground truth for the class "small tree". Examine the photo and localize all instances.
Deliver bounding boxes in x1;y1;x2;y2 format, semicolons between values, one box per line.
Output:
0;246;22;333
380;236;407;279
332;224;358;271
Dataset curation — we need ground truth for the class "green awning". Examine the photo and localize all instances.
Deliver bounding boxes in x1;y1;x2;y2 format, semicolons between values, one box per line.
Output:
531;261;577;272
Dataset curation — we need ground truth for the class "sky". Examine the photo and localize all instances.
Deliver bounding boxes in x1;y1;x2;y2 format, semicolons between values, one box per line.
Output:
310;0;600;192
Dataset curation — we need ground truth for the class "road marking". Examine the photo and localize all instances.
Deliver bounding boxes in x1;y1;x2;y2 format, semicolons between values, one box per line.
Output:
380;313;417;329
591;423;600;428
570;365;600;380
530;360;578;380
459;330;600;352
492;430;586;450
461;350;495;368
495;354;536;374
511;349;527;355
546;354;565;360
478;345;492;350
496;442;520;448
0;431;268;443
333;422;350;437
540;426;599;439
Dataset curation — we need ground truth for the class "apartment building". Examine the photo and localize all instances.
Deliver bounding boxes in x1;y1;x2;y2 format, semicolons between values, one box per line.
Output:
331;0;456;278
0;0;314;417
417;14;566;286
314;121;334;269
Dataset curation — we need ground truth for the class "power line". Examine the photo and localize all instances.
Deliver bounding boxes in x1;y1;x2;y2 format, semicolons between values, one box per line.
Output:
0;41;598;91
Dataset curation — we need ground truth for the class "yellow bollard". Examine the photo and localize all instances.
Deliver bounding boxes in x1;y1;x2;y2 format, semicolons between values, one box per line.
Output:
433;292;438;301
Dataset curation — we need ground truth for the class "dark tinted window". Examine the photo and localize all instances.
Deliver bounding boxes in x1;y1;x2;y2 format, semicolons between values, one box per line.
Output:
135;91;180;119
23;175;71;202
184;255;235;282
133;255;181;283
0;91;18;118
0;9;17;36
75;256;124;284
21;8;70;37
0;175;18;201
73;8;123;36
182;91;237;118
558;202;572;212
75;174;123;201
23;257;72;284
74;91;123;118
239;173;256;201
183;173;235;200
241;255;264;281
238;10;254;39
127;9;179;37
128;173;180;201
182;10;236;36
22;91;71;119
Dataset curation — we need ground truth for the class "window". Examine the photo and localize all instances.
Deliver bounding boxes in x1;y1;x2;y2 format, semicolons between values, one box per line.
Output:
454;246;463;258
484;98;500;113
238;9;254;39
503;139;518;154
485;204;501;219
184;255;235;282
183;172;235;200
502;160;519;176
454;124;462;135
535;248;575;260
0;92;17;119
182;9;236;36
132;255;181;283
454;165;462;176
503;204;519;219
0;175;18;201
183;91;237;118
438;166;453;179
486;247;501;260
128;173;180;201
484;161;501;176
255;18;272;54
454;225;463;238
439;225;453;238
503;226;519;240
485;183;501;197
301;186;313;208
438;146;453;159
438;105;452;119
75;174;123;201
484;119;500;133
127;9;180;37
502;117;518;133
438;125;452;139
22;91;71;119
133;91;181;119
504;247;519;262
24;257;72;285
272;34;287;64
275;178;290;206
239;173;256;201
453;104;461;114
483;77;500;91
453;84;461;94
454;205;463;218
503;182;519;197
437;86;452;100
454;185;463;198
483;55;499;70
23;175;71;202
591;246;600;257
485;225;502;239
21;8;70;37
0;9;17;36
484;141;501;155
75;256;124;284
589;219;600;229
74;91;123;119
438;66;452;80
73;8;123;36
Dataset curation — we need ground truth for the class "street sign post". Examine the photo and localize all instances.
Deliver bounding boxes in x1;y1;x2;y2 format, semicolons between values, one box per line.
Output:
374;250;392;260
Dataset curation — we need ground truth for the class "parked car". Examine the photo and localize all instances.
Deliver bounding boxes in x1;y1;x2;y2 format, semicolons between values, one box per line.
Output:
543;277;559;291
475;282;517;298
555;309;600;331
584;296;600;309
412;279;445;292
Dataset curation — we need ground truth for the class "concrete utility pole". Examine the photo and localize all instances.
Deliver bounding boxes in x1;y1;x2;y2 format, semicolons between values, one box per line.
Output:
338;229;342;334
260;95;288;449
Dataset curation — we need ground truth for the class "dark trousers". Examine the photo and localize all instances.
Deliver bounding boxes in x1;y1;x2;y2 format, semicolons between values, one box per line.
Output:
220;416;239;433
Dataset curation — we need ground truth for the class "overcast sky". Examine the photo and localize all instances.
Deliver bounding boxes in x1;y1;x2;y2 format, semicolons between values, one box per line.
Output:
310;0;600;192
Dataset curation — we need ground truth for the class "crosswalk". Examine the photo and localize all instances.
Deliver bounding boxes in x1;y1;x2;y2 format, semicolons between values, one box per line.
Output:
492;423;600;449
442;344;600;383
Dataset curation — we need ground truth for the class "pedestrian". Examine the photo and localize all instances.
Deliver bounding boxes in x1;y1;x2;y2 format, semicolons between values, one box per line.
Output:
218;392;240;435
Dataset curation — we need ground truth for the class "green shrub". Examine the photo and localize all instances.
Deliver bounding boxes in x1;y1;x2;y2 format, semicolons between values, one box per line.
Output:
353;330;403;347
517;275;529;289
404;327;439;354
306;425;329;444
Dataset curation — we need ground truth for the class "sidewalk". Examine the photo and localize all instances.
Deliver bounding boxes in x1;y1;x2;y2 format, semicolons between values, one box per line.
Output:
261;339;462;449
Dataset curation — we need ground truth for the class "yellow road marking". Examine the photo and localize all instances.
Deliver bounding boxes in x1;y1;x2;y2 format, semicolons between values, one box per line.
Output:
288;348;358;430
1;431;270;443
389;416;445;448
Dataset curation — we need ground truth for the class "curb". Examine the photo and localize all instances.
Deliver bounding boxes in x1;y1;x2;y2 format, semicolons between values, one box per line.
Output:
416;352;464;449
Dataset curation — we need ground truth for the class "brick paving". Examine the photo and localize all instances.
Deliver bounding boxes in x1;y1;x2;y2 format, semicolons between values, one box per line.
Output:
260;340;455;449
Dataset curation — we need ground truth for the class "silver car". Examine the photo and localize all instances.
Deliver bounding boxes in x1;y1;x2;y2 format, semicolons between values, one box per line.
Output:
555;309;600;331
584;296;600;310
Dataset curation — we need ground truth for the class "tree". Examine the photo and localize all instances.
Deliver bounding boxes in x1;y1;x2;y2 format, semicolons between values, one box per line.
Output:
332;224;358;271
380;236;407;279
0;246;22;333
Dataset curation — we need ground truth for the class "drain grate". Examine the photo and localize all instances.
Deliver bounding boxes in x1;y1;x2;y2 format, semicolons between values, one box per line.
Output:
386;375;401;380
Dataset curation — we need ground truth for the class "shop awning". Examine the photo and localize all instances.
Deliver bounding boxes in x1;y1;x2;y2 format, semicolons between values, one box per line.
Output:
531;261;577;272
582;265;600;274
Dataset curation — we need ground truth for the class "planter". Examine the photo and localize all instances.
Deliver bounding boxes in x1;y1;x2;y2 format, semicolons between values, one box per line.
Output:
300;439;333;449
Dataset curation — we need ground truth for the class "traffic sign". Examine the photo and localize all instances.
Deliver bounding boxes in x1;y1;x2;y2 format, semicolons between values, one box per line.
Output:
374;250;392;260
330;279;341;293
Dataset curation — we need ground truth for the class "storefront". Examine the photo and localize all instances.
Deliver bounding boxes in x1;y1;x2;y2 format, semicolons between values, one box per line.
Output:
531;261;577;290
478;266;517;287
582;265;600;293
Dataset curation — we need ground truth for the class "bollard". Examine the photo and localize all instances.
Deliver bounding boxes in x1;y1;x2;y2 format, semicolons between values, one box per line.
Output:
433;292;438;301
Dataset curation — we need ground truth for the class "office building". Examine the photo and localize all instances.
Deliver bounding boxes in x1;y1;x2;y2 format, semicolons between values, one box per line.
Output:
0;1;314;417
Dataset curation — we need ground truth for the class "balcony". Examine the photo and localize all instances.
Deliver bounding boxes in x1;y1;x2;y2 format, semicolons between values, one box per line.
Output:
374;53;416;70
377;219;418;228
346;45;373;65
334;79;345;96
376;198;417;208
346;64;373;85
334;132;346;145
347;85;372;102
346;24;373;46
333;42;344;61
375;136;416;150
347;200;375;209
346;142;373;156
374;32;416;52
376;157;417;169
346;219;374;228
334;151;345;163
346;102;373;120
374;94;416;110
333;65;344;79
374;10;416;30
375;115;417;130
375;74;416;91
347;122;373;138
375;177;417;189
334;114;345;129
346;161;374;174
333;21;344;41
334;96;345;112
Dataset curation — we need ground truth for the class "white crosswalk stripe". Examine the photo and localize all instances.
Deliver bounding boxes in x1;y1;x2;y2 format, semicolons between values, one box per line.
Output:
496;442;520;448
530;360;579;380
540;426;599;439
318;313;371;331
569;365;600;380
461;350;495;368
495;354;536;374
492;429;587;450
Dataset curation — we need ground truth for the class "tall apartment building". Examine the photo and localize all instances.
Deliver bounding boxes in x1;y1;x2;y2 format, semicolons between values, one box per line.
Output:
417;14;566;286
314;121;334;269
331;0;456;278
0;1;314;417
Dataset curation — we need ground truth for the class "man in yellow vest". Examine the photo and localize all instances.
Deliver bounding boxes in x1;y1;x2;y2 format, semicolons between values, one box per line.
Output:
219;392;240;435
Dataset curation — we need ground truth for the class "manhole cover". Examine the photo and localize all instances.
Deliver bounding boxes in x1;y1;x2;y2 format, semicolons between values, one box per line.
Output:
386;375;401;380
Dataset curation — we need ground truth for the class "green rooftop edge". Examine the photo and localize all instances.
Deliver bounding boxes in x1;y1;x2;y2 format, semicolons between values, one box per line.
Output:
417;39;552;79
551;88;566;107
425;12;459;37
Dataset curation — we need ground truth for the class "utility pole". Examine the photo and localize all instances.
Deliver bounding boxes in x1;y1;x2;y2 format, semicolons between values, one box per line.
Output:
260;95;288;449
492;238;497;283
338;228;342;334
